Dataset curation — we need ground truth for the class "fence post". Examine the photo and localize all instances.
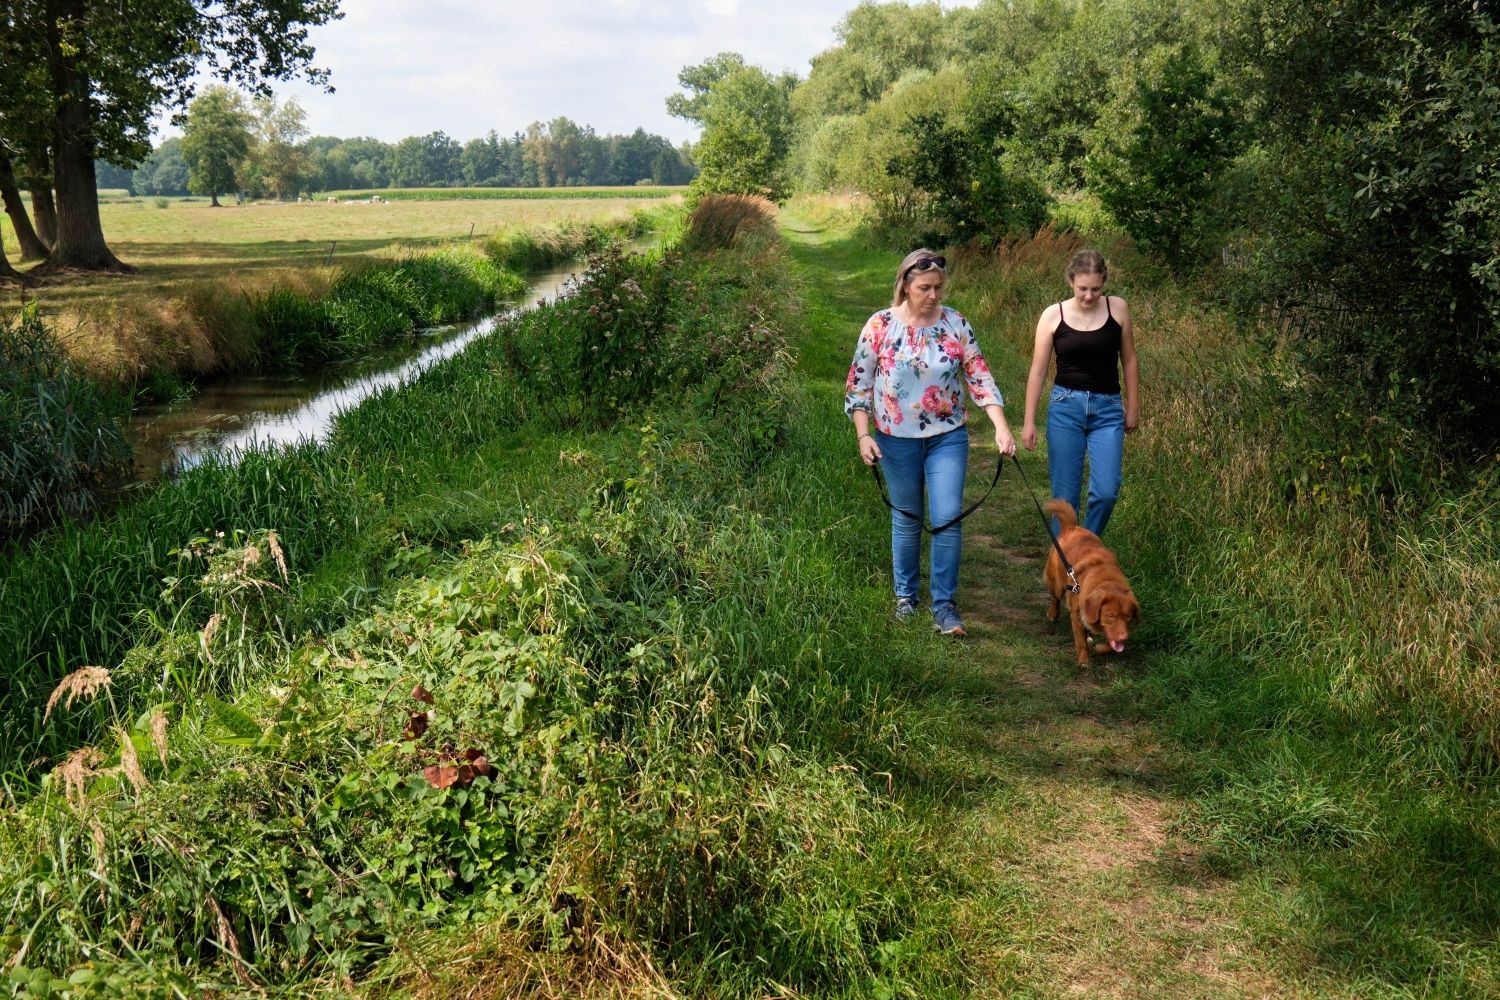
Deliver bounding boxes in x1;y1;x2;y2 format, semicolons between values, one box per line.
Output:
325;241;337;265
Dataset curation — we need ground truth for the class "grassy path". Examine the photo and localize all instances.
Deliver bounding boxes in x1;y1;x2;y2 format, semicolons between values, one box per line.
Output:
781;210;1298;998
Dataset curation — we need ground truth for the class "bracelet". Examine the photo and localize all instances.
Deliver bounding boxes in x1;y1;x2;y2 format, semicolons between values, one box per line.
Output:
858;433;874;442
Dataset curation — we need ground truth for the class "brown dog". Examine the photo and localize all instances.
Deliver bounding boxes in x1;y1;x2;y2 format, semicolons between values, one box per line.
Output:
1043;499;1140;666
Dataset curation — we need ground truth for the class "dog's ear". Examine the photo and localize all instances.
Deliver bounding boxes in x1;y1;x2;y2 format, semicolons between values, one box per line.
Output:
1082;589;1103;625
1127;597;1141;625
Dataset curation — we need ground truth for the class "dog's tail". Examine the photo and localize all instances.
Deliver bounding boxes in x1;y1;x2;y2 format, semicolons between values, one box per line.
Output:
1043;498;1078;530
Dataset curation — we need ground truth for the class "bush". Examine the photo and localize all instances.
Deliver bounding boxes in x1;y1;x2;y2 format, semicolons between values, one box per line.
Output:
681;194;779;253
0;308;130;537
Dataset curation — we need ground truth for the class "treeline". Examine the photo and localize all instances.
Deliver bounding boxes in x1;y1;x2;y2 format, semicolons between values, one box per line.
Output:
123;111;696;199
676;0;1500;457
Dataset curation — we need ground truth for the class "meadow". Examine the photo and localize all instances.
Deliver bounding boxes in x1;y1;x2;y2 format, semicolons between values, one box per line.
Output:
0;192;681;315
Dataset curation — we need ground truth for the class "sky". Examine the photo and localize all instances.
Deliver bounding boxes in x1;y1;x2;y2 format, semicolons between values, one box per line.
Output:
157;0;973;147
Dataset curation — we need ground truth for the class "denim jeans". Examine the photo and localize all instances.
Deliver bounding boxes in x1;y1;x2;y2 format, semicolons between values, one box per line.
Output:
1046;385;1125;537
877;426;968;608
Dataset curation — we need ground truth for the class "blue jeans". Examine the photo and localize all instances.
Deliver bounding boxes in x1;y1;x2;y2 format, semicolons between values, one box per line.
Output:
1046;386;1125;537
877;426;968;608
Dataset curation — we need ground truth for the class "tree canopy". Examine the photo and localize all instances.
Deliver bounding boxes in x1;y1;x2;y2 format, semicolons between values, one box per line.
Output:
181;85;252;205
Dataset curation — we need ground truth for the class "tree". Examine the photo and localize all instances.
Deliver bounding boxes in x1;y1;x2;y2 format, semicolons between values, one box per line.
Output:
461;132;501;186
0;151;49;260
1228;0;1500;451
691;66;798;203
666;52;747;125
1086;43;1240;271
390;131;460;188
0;0;340;271
249;95;310;200
93;159;135;195
133;137;190;196
181;85;251;206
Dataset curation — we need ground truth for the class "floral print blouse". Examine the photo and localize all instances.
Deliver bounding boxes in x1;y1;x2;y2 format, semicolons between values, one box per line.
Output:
844;306;1004;437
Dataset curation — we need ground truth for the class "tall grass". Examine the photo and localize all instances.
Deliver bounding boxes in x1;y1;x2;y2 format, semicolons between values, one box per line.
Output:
0;200;962;996
0;309;131;536
947;233;1500;990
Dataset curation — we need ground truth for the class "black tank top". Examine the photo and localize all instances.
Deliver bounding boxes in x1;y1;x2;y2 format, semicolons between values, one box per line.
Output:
1053;297;1122;394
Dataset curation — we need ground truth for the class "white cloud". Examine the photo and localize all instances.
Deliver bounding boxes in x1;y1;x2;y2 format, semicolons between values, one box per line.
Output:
157;1;975;146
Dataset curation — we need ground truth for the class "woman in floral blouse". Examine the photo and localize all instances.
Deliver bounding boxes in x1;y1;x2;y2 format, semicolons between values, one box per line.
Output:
846;248;1017;637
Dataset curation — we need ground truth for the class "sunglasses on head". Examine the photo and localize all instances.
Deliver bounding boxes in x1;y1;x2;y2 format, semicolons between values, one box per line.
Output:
903;255;946;280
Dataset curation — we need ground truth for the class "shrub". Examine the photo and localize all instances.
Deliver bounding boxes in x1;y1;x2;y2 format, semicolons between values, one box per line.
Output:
0;308;130;537
681;194;778;254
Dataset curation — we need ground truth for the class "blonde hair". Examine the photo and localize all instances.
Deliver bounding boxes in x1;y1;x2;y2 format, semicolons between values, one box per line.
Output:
891;248;947;307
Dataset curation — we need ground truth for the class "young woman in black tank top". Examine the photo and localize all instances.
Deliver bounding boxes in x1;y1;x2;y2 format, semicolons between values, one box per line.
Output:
1021;249;1139;537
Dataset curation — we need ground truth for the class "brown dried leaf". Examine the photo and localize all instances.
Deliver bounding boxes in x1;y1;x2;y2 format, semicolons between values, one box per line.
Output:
403;711;430;740
200;613;223;663
266;530;289;581
411;684;434;705
423;764;459;789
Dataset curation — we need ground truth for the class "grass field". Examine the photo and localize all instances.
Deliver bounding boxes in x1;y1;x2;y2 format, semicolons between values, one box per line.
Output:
0;193;682;314
322;185;687;201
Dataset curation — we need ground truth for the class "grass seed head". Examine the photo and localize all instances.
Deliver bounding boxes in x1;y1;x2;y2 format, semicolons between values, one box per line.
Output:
149;708;170;767
44;666;112;721
116;726;148;792
55;746;105;811
266;529;289;581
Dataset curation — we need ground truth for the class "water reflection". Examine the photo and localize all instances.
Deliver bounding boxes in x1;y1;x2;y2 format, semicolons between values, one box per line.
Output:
128;263;579;480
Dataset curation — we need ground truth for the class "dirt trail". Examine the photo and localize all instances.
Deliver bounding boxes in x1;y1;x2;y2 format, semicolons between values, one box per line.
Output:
783;213;1300;998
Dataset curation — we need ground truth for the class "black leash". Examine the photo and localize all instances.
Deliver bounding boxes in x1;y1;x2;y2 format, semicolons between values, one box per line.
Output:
1006;454;1080;595
866;451;1080;593
868;451;1005;535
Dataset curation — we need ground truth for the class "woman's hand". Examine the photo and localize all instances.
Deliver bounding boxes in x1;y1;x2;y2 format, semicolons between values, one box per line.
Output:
1021;422;1038;451
994;426;1017;457
1125;408;1139;434
859;433;882;466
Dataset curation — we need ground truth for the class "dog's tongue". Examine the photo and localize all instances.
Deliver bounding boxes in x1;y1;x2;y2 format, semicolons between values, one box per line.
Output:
1110;640;1126;653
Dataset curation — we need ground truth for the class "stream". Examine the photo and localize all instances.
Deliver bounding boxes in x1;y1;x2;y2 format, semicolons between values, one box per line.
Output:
127;261;581;481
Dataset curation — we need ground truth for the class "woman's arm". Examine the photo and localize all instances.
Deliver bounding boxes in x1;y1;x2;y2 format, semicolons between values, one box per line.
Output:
852;408;880;465
846;315;883;464
983;403;1016;456
1021;308;1055;451
1115;296;1139;432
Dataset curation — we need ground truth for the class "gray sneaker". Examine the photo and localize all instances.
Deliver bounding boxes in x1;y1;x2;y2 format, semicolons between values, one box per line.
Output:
932;602;967;637
894;596;919;621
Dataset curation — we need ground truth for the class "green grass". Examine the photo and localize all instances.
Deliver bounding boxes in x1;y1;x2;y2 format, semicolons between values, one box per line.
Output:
321;185;687;201
0;200;977;997
0;196;678;317
0;194;1494;997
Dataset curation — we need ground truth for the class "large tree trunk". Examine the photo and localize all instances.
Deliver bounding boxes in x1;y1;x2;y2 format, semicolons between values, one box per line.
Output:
38;0;130;273
28;153;58;248
0;154;51;262
0;228;26;286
